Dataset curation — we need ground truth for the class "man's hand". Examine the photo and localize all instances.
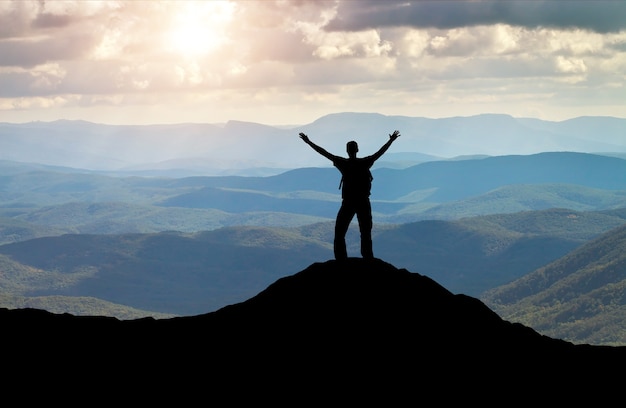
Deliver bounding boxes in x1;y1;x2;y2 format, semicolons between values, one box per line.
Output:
389;130;400;141
299;132;310;143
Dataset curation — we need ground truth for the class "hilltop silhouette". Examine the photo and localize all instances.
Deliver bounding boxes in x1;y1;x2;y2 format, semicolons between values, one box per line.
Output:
3;258;625;402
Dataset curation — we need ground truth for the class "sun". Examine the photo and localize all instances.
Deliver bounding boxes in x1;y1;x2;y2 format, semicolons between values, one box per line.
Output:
166;1;235;57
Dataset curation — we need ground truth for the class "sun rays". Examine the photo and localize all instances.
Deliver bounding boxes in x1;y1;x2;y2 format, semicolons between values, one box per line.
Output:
165;1;235;58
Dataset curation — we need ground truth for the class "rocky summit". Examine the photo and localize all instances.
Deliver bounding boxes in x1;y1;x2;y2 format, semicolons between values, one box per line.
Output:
3;258;625;403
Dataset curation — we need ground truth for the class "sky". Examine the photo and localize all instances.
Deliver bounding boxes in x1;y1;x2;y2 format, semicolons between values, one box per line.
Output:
0;0;625;126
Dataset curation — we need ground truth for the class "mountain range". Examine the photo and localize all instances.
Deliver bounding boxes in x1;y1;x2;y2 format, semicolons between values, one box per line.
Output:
2;150;626;228
2;206;626;345
2;113;626;349
1;113;625;173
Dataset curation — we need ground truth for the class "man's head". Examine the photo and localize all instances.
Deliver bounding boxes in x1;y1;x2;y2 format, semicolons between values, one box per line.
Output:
346;140;358;158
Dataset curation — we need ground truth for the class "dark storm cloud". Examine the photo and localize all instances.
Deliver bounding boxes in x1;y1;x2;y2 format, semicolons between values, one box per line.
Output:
325;1;626;34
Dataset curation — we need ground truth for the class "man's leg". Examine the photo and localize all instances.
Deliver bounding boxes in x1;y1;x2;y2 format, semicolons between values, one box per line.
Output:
334;201;354;260
356;200;373;259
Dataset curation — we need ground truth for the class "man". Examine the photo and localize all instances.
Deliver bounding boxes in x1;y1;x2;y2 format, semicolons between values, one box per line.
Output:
299;130;400;260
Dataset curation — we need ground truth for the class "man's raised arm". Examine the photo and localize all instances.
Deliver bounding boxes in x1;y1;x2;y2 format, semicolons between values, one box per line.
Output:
370;130;400;162
299;132;337;161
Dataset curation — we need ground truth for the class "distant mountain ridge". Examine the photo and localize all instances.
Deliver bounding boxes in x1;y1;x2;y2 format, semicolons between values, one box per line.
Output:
1;113;624;174
3;151;625;228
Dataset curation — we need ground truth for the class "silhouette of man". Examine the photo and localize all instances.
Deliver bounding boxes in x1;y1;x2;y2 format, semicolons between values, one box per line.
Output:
299;130;400;260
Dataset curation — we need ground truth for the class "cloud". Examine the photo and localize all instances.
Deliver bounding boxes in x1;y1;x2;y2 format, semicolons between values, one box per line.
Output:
0;31;99;68
0;0;624;125
326;1;626;34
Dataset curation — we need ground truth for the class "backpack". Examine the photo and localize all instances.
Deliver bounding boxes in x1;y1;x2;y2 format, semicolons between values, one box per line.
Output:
338;161;373;199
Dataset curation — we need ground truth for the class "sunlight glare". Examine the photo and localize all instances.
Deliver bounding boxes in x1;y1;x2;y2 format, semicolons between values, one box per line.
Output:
166;1;235;57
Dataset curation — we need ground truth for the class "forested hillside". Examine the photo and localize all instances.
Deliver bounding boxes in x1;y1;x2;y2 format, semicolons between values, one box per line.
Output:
482;223;626;345
2;207;626;321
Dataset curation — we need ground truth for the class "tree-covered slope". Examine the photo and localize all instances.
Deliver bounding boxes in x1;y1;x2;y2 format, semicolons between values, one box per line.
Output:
482;224;626;346
0;228;331;315
374;207;626;294
2;207;626;321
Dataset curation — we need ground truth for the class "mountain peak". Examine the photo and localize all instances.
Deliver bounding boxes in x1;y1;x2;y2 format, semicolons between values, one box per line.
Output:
3;257;626;397
187;257;569;353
